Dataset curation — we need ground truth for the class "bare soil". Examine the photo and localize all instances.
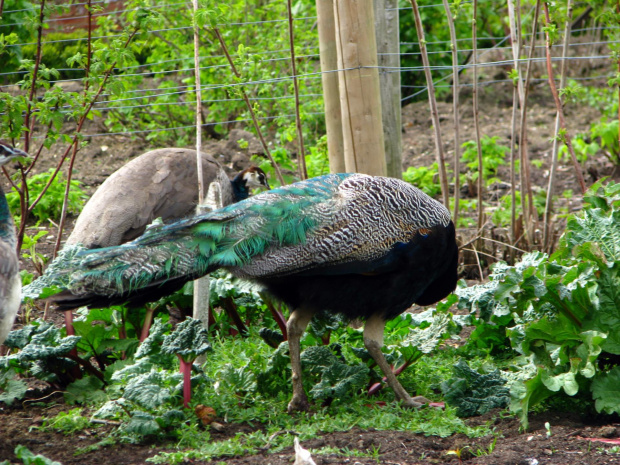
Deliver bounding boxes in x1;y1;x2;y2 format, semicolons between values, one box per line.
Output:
2;77;620;464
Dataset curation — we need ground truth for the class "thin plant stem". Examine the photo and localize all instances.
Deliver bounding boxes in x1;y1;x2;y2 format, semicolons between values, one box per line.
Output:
409;0;449;208
24;0;46;154
48;29;140;255
287;0;307;180
211;27;286;186
544;0;573;252
471;0;484;232
616;0;620;176
518;0;541;240
86;0;92;85
542;2;586;194
442;0;461;223
192;0;204;205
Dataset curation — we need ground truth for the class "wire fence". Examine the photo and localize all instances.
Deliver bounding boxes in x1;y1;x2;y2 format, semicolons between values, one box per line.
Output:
0;1;615;144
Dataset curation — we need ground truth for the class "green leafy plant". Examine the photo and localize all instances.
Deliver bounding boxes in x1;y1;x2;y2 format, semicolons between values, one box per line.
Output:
162;318;211;408
6;168;87;222
402;163;442;197
590;118;619;166
0;445;61;465
441;359;510;417
457;181;620;428
20;230;49;275
461;136;509;186
39;408;92;435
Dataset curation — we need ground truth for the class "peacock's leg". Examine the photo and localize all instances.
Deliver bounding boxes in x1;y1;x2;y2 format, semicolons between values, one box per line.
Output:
286;307;314;413
363;313;430;408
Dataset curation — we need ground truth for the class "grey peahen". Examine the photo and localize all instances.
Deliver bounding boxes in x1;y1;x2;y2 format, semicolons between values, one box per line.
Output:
66;147;269;249
0;143;28;345
26;173;458;412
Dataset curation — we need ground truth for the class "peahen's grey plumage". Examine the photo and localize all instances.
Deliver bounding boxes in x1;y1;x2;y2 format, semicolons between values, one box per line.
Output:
66;148;269;249
0;143;28;345
27;173;458;411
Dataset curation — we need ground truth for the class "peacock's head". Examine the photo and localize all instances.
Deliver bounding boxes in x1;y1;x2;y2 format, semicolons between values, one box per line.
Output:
0;141;30;167
241;166;270;191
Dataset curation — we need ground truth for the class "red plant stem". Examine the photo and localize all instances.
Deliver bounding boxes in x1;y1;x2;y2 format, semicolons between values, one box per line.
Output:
86;0;92;84
41;28;140;255
409;0;450;208
65;353;105;382
367;359;413;396
23;0;46;154
64;310;76;340
178;356;193;409
222;296;248;336
54;141;79;256
617;0;620;160
264;297;287;340
24;104;59;176
140;307;156;342
64;310;82;380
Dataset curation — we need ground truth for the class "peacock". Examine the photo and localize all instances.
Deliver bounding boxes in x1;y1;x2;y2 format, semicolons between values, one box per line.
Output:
0;142;28;345
67;147;269;249
26;173;458;412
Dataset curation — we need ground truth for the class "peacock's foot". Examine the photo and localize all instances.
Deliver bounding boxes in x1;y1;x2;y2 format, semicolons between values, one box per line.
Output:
287;393;310;413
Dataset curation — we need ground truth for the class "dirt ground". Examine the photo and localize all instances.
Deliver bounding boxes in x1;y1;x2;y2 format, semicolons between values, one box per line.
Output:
2;71;620;463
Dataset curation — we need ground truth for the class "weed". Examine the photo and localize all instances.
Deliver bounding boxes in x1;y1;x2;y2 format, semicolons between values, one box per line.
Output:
6;169;87;223
38;408;92;435
402;163;442;197
473;436;497;456
461;136;509;186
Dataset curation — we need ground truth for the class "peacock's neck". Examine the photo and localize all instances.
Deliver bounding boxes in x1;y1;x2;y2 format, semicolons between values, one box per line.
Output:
230;176;249;202
0;186;17;248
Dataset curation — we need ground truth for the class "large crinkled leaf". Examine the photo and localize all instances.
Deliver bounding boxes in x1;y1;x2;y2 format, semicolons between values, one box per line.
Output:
135;318;171;359
0;368;27;406
122;369;177;410
564;208;620;263
441;360;509;417
590;263;620;354
591;366;620;415
122;411;161;436
64;375;106;405
5;324;80;363
301;346;369;401
394;311;452;357
161;318;210;362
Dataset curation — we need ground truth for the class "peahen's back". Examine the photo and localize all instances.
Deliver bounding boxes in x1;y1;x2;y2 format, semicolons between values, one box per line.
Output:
0;143;27;345
35;173;458;317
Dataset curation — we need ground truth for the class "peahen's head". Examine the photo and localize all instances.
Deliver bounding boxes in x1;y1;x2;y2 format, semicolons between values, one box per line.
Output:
0;142;29;167
241;166;270;190
231;166;270;201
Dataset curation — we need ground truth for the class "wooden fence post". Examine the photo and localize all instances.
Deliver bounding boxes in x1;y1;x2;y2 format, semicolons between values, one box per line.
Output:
375;0;402;179
333;0;387;176
316;0;346;173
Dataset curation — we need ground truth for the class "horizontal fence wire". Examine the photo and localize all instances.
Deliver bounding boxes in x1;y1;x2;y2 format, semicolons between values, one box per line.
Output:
0;1;615;144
